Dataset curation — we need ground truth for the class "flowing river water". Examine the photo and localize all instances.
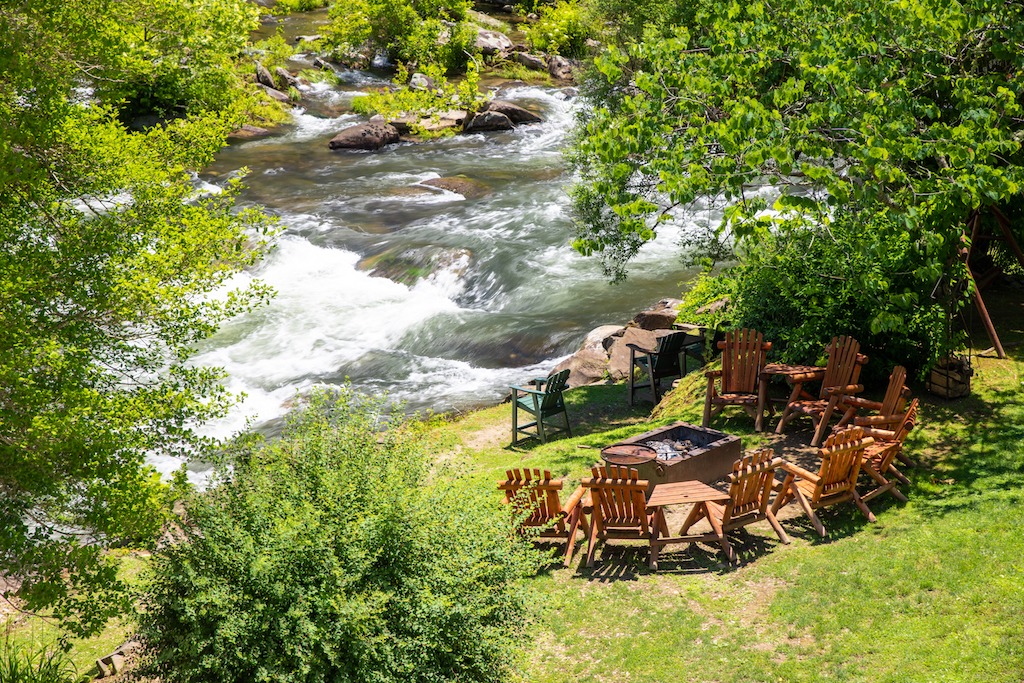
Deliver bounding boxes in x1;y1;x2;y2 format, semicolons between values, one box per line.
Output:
155;12;707;477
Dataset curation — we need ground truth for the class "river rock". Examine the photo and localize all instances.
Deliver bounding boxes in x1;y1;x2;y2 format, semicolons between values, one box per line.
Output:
258;83;292;103
274;67;298;89
294;34;323;44
512;52;547;71
358;247;471;285
463;110;514;132
548;55;575;81
255;61;275;88
422;175;491;199
632;298;682;330
410;72;436;91
484;99;542;124
607;326;661;381
552;325;625;388
390;109;467;135
475;28;513;56
227;124;273;141
328;122;400;151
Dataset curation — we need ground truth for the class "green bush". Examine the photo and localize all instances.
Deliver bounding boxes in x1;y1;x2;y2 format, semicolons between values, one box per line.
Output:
525;0;595;58
326;0;476;73
681;210;958;379
135;387;541;683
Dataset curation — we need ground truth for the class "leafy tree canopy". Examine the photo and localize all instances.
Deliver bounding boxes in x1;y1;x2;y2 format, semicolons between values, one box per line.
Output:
0;0;273;635
570;0;1024;365
136;388;541;683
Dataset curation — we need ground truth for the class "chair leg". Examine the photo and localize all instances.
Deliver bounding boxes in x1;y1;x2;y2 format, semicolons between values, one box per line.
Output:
811;396;840;447
852;490;876;522
536;413;546;443
511;400;519;446
585;516;600;568
563;508;582;567
889;463;911;485
563;409;572;437
764;509;791;544
792;487;827;537
704;504;735;564
775;384;804;435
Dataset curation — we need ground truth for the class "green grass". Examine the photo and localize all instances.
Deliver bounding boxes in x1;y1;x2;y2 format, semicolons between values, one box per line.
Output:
440;287;1024;682
7;290;1024;682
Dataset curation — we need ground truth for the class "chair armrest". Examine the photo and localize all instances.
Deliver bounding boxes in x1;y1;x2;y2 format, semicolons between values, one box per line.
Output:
860;427;897;440
510;385;545;396
705;369;723;379
779;460;821;483
854;414;901;427
562;486;588;513
840;396;883;411
626;342;655;354
824;384;864;396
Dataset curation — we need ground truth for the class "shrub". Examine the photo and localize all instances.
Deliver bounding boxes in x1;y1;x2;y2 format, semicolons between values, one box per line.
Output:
525;0;595;58
326;0;476;73
680;209;958;379
135;387;541;683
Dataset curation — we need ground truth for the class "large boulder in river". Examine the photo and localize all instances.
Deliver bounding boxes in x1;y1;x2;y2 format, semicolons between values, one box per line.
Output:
632;298;682;331
422;175;491;199
328;122;400;151
475;28;513;56
484;100;542;124
255;61;275;88
463;110;514;132
512;52;547;71
552;323;666;388
258;83;292;103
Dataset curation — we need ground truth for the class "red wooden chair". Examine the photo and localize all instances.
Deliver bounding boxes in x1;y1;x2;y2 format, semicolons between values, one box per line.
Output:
498;468;588;566
580;465;656;567
703;328;772;428
774;335;869;446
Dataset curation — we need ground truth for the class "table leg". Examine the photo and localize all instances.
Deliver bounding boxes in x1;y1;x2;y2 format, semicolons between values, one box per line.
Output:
756;375;768;432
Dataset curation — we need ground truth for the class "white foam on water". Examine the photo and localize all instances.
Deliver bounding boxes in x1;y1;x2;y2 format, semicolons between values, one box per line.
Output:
190;235;465;440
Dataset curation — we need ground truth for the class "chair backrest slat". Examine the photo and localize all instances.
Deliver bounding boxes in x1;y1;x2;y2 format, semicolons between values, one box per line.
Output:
815;427;872;500
651;332;689;375
540;369;570;411
724;448;777;525
820;336;866;397
586;465;649;528
721;328;771;394
880;365;909;417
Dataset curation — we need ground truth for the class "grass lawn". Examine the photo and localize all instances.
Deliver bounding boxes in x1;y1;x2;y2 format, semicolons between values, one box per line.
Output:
4;290;1023;682
448;287;1024;682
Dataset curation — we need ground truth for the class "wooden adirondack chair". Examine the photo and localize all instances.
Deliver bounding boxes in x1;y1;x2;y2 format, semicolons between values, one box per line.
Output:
771;426;876;537
857;398;918;504
498;468;589;566
835;365;911;431
675;449;790;564
627;330;692;405
580;464;657;567
510;368;571;445
774;335;869;446
703;328;772;428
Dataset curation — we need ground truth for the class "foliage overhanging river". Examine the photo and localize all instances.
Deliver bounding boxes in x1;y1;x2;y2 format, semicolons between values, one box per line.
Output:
154;23;710;478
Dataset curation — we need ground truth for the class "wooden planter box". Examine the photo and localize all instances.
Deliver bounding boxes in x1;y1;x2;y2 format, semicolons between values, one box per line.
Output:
926;355;973;399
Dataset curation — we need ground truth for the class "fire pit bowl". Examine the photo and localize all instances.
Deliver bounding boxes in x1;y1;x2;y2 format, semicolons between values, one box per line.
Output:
601;421;741;496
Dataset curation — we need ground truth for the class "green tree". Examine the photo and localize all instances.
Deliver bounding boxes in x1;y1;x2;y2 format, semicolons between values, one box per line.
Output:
570;0;1024;360
0;0;273;635
136;388;541;683
326;0;477;72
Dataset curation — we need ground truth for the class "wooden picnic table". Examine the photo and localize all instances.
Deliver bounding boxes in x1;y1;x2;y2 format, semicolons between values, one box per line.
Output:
647;480;731;569
755;363;825;432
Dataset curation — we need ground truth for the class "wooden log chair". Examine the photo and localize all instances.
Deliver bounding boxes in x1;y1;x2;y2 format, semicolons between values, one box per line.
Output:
771;426;876;537
702;328;772;428
672;449;790;565
774;335;869;446
856;398;919;504
510;368;571;446
498;468;589;567
580;465;657;568
835;364;910;430
627;330;691;405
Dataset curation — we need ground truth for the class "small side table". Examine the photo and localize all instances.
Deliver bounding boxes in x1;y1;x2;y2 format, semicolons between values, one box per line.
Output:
647;480;731;569
755;363;825;432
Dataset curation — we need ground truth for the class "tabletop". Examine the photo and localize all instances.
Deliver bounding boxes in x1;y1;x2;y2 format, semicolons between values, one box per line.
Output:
761;363;824;378
648;480;730;508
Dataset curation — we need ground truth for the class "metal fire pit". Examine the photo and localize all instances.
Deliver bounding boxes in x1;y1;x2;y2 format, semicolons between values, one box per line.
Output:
601;421;741;496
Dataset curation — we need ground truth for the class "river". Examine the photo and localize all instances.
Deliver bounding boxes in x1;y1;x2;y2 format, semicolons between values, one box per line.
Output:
154;15;706;476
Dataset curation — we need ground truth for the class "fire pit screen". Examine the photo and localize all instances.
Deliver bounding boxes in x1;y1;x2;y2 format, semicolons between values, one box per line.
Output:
601;421;741;496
